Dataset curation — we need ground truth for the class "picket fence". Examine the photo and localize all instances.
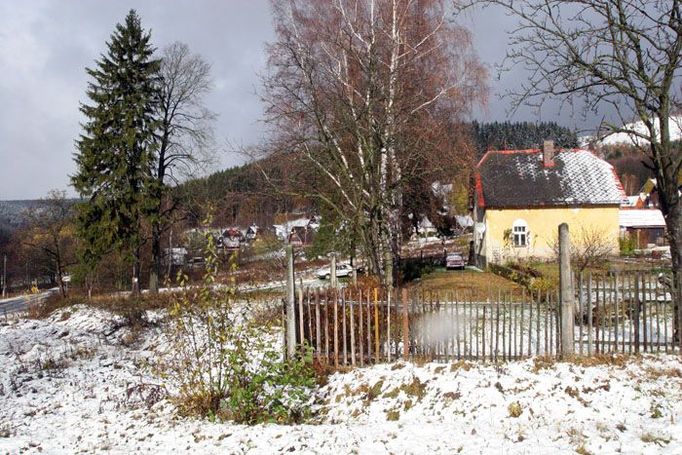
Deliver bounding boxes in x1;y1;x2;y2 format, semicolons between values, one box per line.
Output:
289;271;680;367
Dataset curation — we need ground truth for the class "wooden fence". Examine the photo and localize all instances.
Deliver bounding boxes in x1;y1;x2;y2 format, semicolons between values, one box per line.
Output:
292;287;561;367
575;272;680;355
289;271;679;367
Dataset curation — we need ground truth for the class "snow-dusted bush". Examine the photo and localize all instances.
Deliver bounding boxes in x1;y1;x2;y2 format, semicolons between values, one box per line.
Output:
156;229;315;424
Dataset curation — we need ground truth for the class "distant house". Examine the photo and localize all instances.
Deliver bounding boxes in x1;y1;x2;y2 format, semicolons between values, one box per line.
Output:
274;216;320;245
417;216;438;237
220;227;243;251
245;224;259;242
473;141;625;266
288;225;315;247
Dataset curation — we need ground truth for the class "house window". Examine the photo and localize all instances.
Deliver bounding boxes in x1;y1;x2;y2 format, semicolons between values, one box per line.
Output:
512;220;528;247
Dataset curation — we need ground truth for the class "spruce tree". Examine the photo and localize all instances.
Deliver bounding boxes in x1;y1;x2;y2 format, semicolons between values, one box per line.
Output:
72;10;160;294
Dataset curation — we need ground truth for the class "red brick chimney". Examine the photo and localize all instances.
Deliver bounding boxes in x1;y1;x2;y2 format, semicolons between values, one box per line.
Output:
542;140;555;168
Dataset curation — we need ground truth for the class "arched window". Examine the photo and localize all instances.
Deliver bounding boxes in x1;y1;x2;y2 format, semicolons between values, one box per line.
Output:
512;219;528;247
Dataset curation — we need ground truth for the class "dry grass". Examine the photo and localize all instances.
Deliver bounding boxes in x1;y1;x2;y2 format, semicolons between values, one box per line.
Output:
450;360;473;372
385;409;400;421
409;270;524;301
567;354;630;368
640;432;671;446
644;366;682;380
531;354;633;373
507;401;523;417
27;293;88;319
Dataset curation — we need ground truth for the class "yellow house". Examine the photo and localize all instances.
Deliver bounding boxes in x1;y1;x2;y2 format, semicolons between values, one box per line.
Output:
472;142;625;266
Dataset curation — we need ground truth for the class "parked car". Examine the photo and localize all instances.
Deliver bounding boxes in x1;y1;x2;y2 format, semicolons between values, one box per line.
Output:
316;263;358;280
445;252;465;270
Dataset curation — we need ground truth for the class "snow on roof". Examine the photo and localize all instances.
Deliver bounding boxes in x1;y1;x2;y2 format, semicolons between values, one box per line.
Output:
619;209;666;228
431;181;453;197
621;194;645;208
477;149;625;208
273;217;318;240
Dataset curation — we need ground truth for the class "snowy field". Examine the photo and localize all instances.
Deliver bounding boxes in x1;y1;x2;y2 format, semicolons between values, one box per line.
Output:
1;305;681;454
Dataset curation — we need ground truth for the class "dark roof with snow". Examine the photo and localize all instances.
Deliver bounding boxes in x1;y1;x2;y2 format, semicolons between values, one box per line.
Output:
475;149;625;209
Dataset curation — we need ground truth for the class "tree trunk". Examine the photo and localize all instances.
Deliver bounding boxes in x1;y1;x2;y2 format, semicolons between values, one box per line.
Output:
132;246;141;295
666;203;682;345
54;239;66;298
149;221;161;293
56;262;66;298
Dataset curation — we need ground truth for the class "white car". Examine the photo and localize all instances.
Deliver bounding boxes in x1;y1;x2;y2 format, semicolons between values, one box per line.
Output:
316;263;354;280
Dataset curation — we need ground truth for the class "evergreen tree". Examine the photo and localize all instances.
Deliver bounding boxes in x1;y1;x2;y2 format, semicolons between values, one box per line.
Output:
72;10;161;294
471;121;578;156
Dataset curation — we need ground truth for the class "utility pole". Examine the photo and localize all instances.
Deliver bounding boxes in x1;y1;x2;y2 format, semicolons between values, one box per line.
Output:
2;254;6;298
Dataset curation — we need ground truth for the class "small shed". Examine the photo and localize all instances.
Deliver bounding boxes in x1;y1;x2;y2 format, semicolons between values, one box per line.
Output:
619;209;666;248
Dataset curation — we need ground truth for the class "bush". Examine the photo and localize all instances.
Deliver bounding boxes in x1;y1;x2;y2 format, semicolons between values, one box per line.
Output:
619;234;636;255
157;227;315;424
401;260;434;282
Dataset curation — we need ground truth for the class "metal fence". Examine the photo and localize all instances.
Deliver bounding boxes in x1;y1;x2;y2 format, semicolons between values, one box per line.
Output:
291;271;679;368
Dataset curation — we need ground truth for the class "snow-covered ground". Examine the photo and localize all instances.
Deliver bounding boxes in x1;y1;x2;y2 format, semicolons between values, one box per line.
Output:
1;305;681;454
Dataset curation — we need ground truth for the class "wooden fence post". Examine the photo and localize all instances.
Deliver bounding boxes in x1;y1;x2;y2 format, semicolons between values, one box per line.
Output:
298;287;304;349
559;223;575;357
402;288;409;360
286;245;296;360
374;288;380;361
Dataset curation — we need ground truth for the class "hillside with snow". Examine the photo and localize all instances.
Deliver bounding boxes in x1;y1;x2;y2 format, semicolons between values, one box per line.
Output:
1;306;681;454
581;116;682;147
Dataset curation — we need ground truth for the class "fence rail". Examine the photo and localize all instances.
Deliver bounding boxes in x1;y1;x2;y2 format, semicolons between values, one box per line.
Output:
290;271;680;367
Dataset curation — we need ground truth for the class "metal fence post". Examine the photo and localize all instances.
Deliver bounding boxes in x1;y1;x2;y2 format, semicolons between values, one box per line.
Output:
559;223;575;357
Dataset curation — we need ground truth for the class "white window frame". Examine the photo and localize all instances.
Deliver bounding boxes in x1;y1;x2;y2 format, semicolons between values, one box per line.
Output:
512;219;528;248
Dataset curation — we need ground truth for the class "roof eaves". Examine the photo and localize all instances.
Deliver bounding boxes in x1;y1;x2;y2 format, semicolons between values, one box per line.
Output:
485;202;622;210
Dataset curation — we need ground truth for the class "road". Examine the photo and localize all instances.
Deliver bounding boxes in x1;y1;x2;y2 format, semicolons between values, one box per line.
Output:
0;291;55;316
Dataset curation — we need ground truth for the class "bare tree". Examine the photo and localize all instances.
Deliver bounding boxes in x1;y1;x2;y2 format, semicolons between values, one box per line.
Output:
149;42;216;292
551;226;614;275
461;0;682;341
263;0;486;286
20;190;77;297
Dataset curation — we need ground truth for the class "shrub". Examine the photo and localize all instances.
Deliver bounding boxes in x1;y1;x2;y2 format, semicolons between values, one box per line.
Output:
508;401;523;417
157;225;315;424
619;234;636;255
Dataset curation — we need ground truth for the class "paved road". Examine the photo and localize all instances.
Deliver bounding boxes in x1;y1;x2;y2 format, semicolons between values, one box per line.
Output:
0;291;55;316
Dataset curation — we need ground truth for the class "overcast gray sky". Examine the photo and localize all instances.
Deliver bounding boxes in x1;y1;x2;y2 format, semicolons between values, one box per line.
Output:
0;0;596;201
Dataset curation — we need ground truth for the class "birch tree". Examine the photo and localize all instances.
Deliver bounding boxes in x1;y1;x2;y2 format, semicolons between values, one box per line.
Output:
263;0;486;286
